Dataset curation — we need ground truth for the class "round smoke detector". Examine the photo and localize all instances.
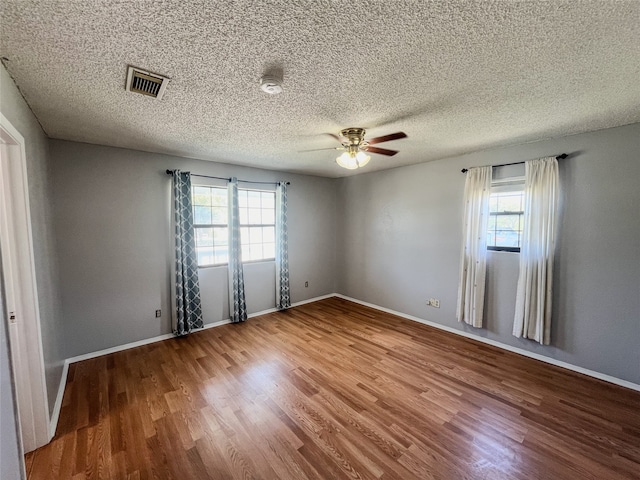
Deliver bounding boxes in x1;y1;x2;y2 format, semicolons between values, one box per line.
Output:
260;75;283;95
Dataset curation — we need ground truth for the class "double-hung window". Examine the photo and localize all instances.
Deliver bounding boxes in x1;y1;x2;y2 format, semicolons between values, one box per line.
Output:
191;186;276;267
238;189;276;262
487;178;525;252
192;186;229;266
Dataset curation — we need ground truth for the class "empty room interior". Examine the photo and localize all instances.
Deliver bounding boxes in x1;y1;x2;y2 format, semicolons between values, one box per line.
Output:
1;1;639;479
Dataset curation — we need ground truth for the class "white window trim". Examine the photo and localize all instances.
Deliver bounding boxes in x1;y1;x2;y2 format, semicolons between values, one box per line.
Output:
192;185;276;268
488;177;525;252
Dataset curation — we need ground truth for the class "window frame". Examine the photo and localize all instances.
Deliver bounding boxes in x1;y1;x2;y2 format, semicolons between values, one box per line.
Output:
192;185;229;268
487;177;525;253
191;184;276;268
238;188;276;264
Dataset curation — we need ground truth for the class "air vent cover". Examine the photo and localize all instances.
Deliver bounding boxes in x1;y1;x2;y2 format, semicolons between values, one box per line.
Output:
125;66;169;100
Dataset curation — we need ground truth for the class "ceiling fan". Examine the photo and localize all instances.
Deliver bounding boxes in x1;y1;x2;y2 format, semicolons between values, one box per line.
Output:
302;128;407;170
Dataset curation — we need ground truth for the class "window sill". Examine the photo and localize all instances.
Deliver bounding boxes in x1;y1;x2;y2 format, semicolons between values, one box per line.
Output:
197;258;275;269
487;247;520;253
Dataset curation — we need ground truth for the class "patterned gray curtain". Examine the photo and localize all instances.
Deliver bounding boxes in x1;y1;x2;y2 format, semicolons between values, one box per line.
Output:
228;177;247;323
171;170;203;335
276;182;291;310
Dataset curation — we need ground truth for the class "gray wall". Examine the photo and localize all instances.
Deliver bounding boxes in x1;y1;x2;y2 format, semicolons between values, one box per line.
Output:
336;122;640;384
49;140;337;359
0;65;65;415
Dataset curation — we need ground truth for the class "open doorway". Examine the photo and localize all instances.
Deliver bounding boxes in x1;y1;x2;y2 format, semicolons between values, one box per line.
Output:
0;112;50;453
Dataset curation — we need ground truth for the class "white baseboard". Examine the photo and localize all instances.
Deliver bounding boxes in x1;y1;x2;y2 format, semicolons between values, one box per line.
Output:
241;293;336;319
65;332;177;365
49;360;69;440
291;293;337;307
333;293;640;393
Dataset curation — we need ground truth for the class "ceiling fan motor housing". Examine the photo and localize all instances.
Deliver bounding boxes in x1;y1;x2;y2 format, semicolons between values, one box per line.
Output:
340;127;367;146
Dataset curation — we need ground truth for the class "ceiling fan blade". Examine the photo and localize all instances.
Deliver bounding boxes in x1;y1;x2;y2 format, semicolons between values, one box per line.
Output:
367;132;407;145
365;146;398;156
298;147;343;153
325;133;342;142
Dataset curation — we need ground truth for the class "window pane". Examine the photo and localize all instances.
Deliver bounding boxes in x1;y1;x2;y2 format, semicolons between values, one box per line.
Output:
263;226;275;243
194;206;212;224
248;208;262;224
262;208;275;224
263;243;275;259
496;230;520;247
250;227;263;244
489;195;498;212
248;190;261;208
213;227;228;246
232;190;277;262
193;187;211;206
488;189;524;251
262;192;275;208
213;246;228;264
211;206;227;224
497;194;523;213
211;189;227;207
240;227;249;245
238;190;248;208
239;207;249;224
497;215;521;230
197;247;214;266
196;227;213;247
487;231;496;246
249;244;263;260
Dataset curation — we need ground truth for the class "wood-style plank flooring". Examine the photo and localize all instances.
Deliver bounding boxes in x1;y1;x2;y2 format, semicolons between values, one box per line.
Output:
26;297;640;479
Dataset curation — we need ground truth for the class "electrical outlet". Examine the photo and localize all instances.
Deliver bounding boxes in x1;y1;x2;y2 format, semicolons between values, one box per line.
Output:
305;281;309;288
427;298;440;308
155;309;161;318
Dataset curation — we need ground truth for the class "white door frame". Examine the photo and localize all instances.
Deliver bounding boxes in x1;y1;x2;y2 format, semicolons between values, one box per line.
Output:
0;112;50;452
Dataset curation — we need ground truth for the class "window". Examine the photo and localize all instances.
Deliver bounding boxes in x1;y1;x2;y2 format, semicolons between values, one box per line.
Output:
192;186;228;266
238;189;276;262
487;181;524;252
191;186;276;266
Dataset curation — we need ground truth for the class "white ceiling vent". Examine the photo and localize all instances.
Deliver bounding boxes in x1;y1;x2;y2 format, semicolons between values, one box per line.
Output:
125;66;169;100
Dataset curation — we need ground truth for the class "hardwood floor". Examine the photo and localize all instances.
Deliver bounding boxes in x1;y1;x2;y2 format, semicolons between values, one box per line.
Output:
26;297;640;479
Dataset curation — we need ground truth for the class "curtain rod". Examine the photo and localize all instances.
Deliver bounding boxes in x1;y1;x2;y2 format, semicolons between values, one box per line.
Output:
165;170;290;185
460;153;568;173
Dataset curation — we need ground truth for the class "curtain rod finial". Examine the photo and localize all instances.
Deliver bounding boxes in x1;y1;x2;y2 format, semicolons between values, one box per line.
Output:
556;153;568;160
461;168;468;173
166;169;172;175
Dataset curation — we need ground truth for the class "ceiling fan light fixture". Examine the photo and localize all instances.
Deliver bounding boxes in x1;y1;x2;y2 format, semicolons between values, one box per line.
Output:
337;152;359;169
336;150;370;169
356;151;370;167
323;127;405;169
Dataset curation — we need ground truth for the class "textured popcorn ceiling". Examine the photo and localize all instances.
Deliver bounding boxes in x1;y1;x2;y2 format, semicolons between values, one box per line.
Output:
1;1;639;177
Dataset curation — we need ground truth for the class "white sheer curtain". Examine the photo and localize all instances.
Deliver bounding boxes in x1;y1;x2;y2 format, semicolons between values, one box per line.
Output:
456;166;492;327
513;157;559;344
228;177;247;323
